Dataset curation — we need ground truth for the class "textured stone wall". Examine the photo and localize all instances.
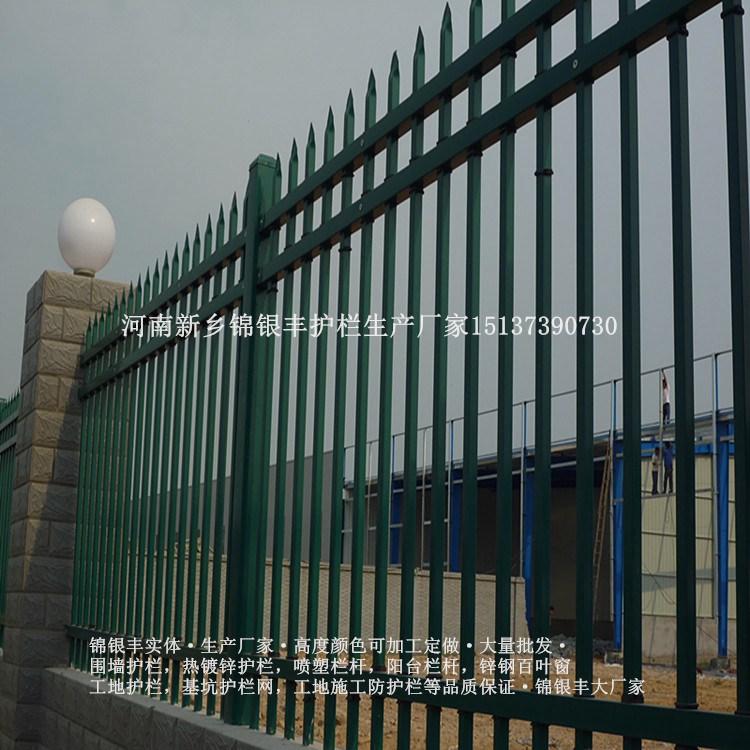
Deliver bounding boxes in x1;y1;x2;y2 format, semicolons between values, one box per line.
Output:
39;668;290;750
0;272;126;750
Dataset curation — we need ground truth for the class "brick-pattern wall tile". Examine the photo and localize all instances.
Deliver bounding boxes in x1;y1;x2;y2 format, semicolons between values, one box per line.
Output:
3;593;46;629
57;377;81;414
22;310;41;356
48;522;76;557
91;280;128;311
126;702;153;750
51;450;78;486
14;415;33;455
62;308;94;343
44;594;71;629
26;482;77;523
19;342;39;389
42;273;93;310
36;340;81;379
34;377;61;415
149;711;176;750
39;306;64;341
32;410;81;450
21;557;73;594
25;277;44;323
30;447;55;483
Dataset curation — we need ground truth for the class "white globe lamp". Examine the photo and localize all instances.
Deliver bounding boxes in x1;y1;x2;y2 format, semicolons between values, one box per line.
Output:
57;198;116;277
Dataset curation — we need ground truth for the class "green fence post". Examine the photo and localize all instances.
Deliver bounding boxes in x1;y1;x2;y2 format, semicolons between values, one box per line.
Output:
347;69;377;750
574;2;594;749
668;18;698;729
323;91;355;750
427;10;452;750
373;49;400;750
267;147;297;735
532;13;553;750
619;7;643;750
722;0;750;717
223;154;277;726
495;3;516;749
302;113;335;746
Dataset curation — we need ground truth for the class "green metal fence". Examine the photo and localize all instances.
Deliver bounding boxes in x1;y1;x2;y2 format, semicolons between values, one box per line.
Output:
0;393;19;649
68;0;750;748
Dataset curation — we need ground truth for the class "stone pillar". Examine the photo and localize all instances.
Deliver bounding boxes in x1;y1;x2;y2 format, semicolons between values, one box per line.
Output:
0;271;126;750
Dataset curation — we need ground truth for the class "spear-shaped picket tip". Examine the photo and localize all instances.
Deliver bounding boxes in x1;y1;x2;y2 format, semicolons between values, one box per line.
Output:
111;298;120;335
305;124;316;179
162;251;170;292
127;284;135;314
388;52;400;112
182;236;191;274
171;244;180;284
344;90;355;146
366;69;377;128
275;154;282;177
325;108;335;163
414;27;426;92
441;3;453;71
272;154;282;202
135;274;143;305
192;225;201;269
144;269;151;303
217;203;226;242
116;295;125;341
85;320;92;348
152;262;160;299
289;139;299;191
469;0;482;46
229;193;238;238
204;214;213;259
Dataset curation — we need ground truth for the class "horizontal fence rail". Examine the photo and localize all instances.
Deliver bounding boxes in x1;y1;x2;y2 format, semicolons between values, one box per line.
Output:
0;393;19;648
66;0;750;749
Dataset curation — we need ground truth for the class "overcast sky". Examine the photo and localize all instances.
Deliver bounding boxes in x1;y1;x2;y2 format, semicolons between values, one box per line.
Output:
0;1;742;448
